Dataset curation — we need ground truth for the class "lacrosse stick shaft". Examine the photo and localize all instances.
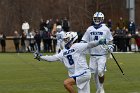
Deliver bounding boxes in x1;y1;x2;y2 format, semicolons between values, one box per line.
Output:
110;52;124;75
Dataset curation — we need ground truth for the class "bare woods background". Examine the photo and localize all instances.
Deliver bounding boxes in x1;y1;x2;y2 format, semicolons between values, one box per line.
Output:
0;0;140;35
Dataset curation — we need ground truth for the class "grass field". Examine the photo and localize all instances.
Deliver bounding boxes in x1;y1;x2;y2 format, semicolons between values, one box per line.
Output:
0;53;140;93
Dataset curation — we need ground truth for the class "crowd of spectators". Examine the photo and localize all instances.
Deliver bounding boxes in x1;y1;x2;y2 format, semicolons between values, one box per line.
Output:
0;17;70;53
107;17;140;52
0;17;140;53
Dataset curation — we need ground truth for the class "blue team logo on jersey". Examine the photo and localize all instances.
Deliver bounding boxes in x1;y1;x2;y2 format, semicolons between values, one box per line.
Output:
63;49;75;55
90;32;103;35
90;32;104;41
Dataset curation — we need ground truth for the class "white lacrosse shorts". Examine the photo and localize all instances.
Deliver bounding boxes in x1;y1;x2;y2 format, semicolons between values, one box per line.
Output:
75;70;91;93
89;55;107;75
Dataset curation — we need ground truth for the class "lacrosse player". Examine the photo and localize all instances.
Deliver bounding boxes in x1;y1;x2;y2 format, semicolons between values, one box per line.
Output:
34;31;106;93
81;12;113;93
55;25;65;53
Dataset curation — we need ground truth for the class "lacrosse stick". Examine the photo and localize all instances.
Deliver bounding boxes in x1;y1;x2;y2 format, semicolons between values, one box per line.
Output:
102;44;125;75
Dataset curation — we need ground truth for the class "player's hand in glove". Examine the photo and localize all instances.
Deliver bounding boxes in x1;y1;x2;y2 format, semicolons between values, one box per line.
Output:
98;38;106;45
34;52;42;61
107;45;114;53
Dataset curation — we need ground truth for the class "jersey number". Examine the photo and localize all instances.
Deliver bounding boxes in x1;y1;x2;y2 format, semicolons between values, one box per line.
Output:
94;36;98;40
67;55;74;65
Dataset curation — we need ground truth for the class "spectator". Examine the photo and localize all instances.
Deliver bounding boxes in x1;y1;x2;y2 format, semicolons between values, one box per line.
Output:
128;19;136;35
62;17;70;32
113;27;121;51
112;30;117;51
0;32;6;52
55;18;62;25
39;18;48;37
46;31;52;52
42;28;49;52
114;27;126;52
51;34;57;53
107;19;112;30
117;17;125;30
21;31;26;52
22;21;30;36
52;22;57;35
125;28;132;51
34;31;41;52
44;20;49;32
39;18;46;32
29;31;35;52
51;19;62;52
51;18;62;36
13;31;20;53
22;21;30;52
135;29;140;51
47;18;54;32
130;37;137;52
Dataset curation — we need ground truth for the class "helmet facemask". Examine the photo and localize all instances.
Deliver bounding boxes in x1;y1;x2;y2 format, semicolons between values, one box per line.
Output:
93;12;104;25
56;25;62;32
64;36;71;44
93;17;104;25
63;32;78;49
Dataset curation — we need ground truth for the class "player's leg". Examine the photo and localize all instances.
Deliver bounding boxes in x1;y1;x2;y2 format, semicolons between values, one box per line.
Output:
94;68;101;90
56;43;60;54
89;56;100;90
64;78;76;93
76;71;91;93
97;56;107;93
78;81;90;93
60;41;65;49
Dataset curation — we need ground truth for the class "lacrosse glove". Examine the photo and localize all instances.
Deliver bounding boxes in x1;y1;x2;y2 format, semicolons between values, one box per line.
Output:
107;45;114;53
98;38;106;45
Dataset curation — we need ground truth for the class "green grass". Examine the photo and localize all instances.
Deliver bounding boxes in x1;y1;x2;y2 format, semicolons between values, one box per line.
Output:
0;53;140;93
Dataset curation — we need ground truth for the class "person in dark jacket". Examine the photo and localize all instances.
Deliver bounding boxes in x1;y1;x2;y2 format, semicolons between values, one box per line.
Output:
34;31;41;52
128;19;136;35
0;32;6;52
13;31;20;53
62;17;70;32
21;31;26;52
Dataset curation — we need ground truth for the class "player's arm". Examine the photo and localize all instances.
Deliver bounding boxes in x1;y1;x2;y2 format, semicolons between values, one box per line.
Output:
40;54;60;62
34;52;62;62
77;38;106;52
87;38;106;48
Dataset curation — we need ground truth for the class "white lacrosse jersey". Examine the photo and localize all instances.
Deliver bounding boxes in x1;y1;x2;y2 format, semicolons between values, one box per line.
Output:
56;31;65;49
82;24;113;55
56;31;65;43
40;43;90;77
